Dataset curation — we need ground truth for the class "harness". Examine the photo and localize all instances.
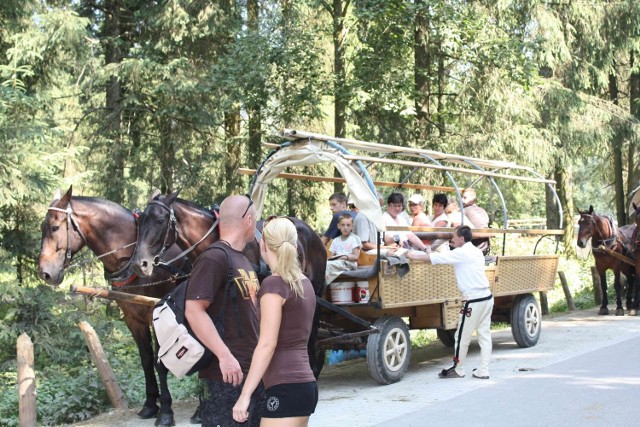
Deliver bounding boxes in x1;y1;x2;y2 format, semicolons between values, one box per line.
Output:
47;203;186;288
147;200;220;269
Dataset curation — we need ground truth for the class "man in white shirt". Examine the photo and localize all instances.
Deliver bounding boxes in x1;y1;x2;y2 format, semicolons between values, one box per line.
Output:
403;225;493;379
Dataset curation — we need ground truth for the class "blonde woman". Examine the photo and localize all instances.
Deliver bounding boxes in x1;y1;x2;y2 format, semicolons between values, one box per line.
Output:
233;217;318;426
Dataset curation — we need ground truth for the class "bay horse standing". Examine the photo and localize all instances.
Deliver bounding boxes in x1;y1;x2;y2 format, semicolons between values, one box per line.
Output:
576;206;636;315
38;186;189;426
129;191;328;377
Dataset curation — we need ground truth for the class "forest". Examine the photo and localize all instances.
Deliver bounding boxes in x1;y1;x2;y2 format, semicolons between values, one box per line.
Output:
2;0;640;425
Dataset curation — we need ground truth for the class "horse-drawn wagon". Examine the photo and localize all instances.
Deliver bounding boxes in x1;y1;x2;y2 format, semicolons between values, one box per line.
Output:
246;129;564;384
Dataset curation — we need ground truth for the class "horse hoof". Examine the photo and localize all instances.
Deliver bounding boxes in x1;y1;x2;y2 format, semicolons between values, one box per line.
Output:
598;307;609;315
190;405;201;424
155;413;175;427
138;405;159;419
629;309;637;316
615;308;625;316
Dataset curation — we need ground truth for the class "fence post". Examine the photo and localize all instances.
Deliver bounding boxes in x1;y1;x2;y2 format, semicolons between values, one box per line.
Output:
539;291;549;315
78;321;128;410
558;271;576;311
590;266;602;306
17;333;37;427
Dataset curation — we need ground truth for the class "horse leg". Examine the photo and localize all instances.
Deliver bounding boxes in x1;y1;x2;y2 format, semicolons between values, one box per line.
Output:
598;267;609;315
613;272;625;316
154;361;175;427
122;316;160;418
630;275;640;316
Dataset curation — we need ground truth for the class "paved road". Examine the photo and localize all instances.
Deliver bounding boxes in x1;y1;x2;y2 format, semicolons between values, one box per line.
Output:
73;309;640;426
310;309;640;427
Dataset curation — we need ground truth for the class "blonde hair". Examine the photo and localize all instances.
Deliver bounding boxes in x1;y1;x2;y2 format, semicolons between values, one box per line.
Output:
262;217;305;297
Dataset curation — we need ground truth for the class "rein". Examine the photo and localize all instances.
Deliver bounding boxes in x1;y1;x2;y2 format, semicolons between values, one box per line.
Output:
147;200;220;268
581;213;617;249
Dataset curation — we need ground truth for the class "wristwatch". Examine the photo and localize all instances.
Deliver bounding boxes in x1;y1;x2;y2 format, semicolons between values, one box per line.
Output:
393;235;401;244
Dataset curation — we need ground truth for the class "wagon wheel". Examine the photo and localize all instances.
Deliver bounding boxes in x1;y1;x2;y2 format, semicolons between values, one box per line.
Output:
510;293;542;348
436;328;457;348
366;316;411;385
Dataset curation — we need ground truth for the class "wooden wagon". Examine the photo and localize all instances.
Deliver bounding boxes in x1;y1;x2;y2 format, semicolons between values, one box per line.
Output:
246;130;564;384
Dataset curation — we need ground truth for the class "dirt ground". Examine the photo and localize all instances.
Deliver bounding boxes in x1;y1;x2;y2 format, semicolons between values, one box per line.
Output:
70;308;640;427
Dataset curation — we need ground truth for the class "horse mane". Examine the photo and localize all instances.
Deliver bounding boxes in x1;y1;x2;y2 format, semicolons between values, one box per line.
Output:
175;197;216;219
70;196;133;218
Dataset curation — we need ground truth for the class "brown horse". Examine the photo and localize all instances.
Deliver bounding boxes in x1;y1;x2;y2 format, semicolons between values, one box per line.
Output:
129;191;328;377
577;206;636;316
38;186;189;426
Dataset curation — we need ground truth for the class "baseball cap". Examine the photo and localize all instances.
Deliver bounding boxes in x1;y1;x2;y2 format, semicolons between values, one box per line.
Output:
408;194;425;205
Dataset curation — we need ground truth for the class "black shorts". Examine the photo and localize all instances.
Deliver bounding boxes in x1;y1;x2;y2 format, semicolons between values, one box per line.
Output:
262;381;318;418
202;379;265;427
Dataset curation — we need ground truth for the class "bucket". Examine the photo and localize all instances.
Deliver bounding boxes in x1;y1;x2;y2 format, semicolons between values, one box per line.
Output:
330;282;355;304
357;281;370;304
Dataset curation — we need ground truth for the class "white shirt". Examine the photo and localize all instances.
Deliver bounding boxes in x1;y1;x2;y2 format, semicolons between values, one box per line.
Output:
383;212;409;242
430;241;490;299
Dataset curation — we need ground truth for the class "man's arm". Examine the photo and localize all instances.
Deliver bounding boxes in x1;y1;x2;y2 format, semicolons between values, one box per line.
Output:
185;299;243;386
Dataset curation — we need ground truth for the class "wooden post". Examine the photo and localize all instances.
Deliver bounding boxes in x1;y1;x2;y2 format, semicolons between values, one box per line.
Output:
591;266;602;306
558;271;576;311
17;333;37;427
539;291;549;315
78;321;128;410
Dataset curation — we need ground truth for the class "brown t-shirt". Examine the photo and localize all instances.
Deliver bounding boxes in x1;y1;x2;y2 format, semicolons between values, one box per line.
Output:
259;275;316;389
186;242;260;381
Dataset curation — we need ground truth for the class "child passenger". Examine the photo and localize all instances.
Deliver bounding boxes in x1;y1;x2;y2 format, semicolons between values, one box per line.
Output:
325;214;362;284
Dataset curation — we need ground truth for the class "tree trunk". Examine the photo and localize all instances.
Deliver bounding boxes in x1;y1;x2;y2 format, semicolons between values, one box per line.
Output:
414;0;432;143
629;49;640;206
246;0;262;169
609;73;626;225
159;119;175;194
331;0;349;193
554;154;575;257
332;0;348;140
104;0;125;204
225;107;243;194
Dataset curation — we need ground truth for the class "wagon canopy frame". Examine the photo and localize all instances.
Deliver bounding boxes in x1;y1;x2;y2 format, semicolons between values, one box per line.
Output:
247;129;564;245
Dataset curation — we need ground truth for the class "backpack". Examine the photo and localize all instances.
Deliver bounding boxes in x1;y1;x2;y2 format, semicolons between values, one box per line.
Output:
153;243;233;378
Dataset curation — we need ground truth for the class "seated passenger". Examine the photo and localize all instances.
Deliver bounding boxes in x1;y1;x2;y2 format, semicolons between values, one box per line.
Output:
461;187;490;254
325;214;362;284
408;194;432;227
445;198;475;228
430;193;451;253
350;197;396;253
321;192;357;246
382;192;428;251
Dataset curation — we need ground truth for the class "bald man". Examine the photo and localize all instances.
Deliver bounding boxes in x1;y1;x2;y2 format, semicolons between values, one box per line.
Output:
186;195;264;426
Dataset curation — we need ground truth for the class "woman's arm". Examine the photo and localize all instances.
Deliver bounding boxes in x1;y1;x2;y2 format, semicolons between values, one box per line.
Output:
232;293;284;422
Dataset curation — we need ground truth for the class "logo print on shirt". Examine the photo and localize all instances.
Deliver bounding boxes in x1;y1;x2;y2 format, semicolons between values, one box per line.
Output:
266;396;279;412
234;269;259;303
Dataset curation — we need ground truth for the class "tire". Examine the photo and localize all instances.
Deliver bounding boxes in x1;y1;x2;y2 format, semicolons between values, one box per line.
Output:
510;293;542;348
366;316;411;385
436;328;457;348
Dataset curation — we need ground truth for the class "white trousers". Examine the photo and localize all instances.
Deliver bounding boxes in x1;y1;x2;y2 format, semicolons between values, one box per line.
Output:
453;295;494;376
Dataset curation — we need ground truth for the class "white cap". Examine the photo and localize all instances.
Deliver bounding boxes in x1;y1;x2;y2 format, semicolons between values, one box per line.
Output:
408;194;424;205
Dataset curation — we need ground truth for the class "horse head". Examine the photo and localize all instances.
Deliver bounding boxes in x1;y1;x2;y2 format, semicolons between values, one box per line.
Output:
38;186;86;286
131;190;181;277
576;206;596;249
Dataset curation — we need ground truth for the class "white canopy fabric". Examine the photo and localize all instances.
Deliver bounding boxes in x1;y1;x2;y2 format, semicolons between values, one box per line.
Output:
250;140;386;231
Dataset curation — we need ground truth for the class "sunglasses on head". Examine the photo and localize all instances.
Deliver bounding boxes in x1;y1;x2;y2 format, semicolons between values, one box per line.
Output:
241;194;254;218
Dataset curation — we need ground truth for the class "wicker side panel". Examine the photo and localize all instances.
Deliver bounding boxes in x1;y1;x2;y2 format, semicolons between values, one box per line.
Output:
493;255;559;296
379;262;458;308
442;302;463;330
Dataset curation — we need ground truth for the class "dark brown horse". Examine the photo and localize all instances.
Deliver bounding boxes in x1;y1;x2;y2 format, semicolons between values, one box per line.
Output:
577;206;636;315
38;186;189;426
129;191;328;377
